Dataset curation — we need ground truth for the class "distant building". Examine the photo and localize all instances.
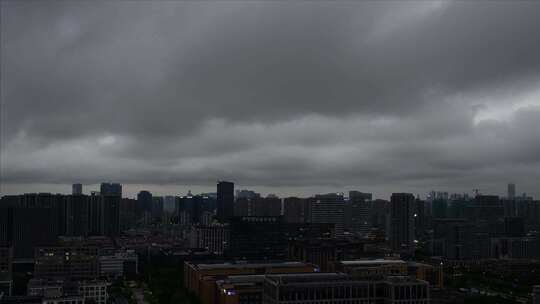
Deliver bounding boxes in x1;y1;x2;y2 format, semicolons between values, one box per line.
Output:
217;181;234;223
152;196;164;219
119;198;137;231
508;183;516;200
390;193;415;254
311;193;345;236
283;197;309;223
349;191;372;202
163;196;177;213
71;184;82;196
235;189;260;200
99;183;122;197
137;191;153;214
65;195;89;237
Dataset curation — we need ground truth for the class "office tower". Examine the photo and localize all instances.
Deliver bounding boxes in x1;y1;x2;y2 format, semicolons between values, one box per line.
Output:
217;181;234;223
137;190;153;214
226;216;286;260
72;184;83;196
390;193;415;254
283;197;309;223
100;182;122;196
310;193;345;236
508;183;516;200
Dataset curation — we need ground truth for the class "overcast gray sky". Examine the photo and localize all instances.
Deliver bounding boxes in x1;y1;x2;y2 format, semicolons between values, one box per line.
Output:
1;1;540;199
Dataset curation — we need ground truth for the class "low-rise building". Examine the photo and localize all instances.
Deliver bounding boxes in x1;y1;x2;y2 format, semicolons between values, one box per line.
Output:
262;273;430;304
99;250;138;278
184;261;318;304
34;247;99;279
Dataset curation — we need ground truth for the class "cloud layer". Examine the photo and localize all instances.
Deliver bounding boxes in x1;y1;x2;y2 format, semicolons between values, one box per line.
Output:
2;1;540;198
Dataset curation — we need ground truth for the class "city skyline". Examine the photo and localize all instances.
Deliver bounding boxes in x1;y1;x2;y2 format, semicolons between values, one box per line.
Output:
2;1;540;198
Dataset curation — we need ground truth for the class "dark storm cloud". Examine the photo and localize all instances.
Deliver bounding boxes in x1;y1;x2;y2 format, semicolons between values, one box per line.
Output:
1;1;540;198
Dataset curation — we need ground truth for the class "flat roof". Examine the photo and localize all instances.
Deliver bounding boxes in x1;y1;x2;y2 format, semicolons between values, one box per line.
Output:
191;261;312;270
339;259;406;266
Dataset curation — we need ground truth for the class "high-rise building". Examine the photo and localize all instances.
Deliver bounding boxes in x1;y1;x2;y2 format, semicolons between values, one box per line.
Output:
163;196;177;213
217;181;234;223
136;190;152;214
346;192;371;236
283;197;309;223
310;193;345;236
65;195;89;237
72;184;83;196
508;183;516;200
0;206;58;258
151;196;164;220
390;193;415;254
119;198;137;231
349;191;372;202
87;192;120;236
100;183;122;197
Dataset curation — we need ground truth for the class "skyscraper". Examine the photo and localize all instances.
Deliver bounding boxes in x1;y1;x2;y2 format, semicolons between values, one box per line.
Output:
508;183;516;200
72;183;83;195
390;193;415;254
137;190;153;214
217;181;234;223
